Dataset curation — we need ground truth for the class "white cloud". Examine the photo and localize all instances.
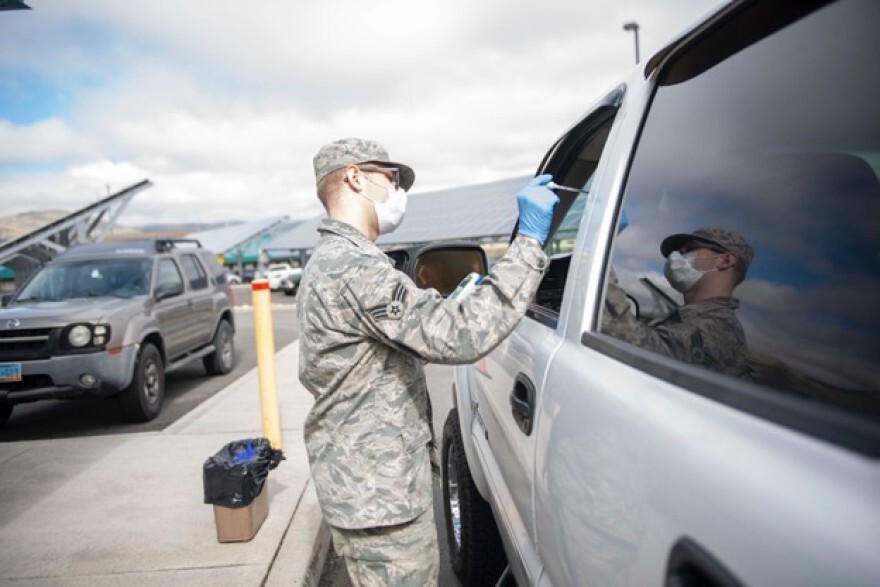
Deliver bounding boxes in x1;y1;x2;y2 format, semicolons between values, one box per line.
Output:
0;0;725;226
0;118;87;164
69;160;146;184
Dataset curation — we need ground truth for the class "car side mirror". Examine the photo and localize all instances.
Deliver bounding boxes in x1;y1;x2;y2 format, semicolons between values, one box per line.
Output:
389;242;488;297
0;293;14;307
155;281;184;300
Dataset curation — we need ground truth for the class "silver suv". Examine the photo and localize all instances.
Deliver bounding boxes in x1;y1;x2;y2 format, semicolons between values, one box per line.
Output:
440;1;880;585
0;239;236;426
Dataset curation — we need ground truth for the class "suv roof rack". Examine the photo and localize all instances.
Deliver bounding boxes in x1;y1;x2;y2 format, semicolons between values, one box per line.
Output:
154;239;203;252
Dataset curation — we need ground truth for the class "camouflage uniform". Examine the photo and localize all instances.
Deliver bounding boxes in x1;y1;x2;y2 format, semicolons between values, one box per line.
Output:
330;508;438;586
603;270;749;378
297;218;547;581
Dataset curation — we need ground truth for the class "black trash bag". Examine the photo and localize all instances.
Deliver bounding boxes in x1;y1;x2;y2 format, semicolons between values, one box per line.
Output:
203;437;284;507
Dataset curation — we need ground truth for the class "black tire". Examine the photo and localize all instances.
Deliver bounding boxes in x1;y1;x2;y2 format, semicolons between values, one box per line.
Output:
0;403;12;427
442;409;508;586
119;343;164;422
203;320;235;376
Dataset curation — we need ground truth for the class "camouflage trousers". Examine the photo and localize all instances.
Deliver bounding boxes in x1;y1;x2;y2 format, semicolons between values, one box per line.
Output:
329;507;439;587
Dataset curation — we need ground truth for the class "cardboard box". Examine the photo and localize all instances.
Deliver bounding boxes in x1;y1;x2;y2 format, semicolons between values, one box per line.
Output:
212;484;269;542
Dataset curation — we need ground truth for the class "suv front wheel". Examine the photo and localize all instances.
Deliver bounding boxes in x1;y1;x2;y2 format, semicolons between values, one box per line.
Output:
442;409;507;586
119;343;165;422
203;320;235;376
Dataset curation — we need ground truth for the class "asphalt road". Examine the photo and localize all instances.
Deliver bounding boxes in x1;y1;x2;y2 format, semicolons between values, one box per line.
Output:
0;286;298;442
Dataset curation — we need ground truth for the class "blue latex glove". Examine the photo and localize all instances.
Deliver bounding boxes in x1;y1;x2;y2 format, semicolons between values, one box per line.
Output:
517;174;559;245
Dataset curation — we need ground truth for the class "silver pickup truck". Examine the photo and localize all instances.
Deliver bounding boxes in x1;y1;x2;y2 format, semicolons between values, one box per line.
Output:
439;1;880;585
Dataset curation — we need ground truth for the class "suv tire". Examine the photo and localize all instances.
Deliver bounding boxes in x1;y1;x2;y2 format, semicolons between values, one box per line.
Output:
119;343;165;422
203;320;235;376
442;409;507;586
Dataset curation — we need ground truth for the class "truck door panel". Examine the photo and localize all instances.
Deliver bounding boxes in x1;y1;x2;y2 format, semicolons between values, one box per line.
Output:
475;102;621;585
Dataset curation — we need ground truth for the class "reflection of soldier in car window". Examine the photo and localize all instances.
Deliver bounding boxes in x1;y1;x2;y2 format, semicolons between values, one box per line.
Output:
603;227;754;378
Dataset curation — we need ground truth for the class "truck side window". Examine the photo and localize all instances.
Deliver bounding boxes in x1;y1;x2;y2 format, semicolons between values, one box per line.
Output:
180;254;208;290
157;259;184;290
528;115;615;328
600;0;880;423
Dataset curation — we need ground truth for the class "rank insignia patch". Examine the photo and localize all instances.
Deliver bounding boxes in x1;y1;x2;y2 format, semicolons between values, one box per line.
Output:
369;283;407;321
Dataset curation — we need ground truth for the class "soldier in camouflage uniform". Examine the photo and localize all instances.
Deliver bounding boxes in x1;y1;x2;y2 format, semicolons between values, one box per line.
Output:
603;227;754;378
298;138;558;586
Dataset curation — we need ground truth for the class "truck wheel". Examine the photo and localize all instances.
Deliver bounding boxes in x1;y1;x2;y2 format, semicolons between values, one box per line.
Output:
203;320;235;375
442;409;507;586
0;403;12;426
119;343;164;422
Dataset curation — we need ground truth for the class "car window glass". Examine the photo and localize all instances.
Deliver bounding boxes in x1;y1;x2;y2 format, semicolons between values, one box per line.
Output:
199;251;225;282
600;0;880;423
17;259;152;300
157;259;184;290
180;254;208;290
528;115;615;328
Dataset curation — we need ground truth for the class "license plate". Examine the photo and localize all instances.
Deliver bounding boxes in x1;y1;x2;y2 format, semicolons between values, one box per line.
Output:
0;363;22;383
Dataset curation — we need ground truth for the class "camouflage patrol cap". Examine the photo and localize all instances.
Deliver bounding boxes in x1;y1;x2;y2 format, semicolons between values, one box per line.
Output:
661;227;754;270
313;137;415;191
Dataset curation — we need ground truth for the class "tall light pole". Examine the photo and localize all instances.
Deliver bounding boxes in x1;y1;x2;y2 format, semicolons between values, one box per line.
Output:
623;21;640;64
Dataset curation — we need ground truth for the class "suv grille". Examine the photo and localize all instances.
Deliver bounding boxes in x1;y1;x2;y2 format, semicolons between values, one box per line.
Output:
0;328;56;360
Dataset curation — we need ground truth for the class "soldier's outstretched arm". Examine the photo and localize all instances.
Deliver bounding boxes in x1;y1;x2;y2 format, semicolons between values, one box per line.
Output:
341;174;557;363
345;233;549;364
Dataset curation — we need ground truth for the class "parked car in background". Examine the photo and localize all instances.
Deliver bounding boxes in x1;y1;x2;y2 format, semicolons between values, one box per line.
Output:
225;271;242;285
0;239;236;426
438;1;880;586
265;263;300;291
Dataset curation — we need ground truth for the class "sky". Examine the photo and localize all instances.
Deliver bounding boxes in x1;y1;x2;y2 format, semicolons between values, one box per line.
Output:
0;0;724;227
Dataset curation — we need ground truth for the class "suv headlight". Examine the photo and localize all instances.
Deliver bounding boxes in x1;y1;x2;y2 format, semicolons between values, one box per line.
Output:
61;323;112;350
92;324;108;346
68;325;92;347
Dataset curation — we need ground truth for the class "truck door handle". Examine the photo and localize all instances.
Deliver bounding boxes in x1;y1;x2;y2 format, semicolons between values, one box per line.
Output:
510;374;536;436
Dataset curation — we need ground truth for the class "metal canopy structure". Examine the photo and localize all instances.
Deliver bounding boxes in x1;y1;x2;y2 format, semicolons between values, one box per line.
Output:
266;175;529;257
0;179;153;288
188;216;288;257
187;216;301;274
378;175;527;247
264;215;323;254
0;1;31;11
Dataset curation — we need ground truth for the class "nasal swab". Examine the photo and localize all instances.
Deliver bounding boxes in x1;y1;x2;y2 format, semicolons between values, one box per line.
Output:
547;181;590;195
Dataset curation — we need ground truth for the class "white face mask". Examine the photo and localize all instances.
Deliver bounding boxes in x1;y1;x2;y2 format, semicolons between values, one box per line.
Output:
361;174;407;235
664;251;719;293
374;185;407;234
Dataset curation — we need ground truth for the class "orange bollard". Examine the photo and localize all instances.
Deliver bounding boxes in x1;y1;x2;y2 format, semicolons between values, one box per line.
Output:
250;279;282;450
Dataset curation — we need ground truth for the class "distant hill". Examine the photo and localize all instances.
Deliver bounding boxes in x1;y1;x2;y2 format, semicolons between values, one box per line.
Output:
0;210;68;242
